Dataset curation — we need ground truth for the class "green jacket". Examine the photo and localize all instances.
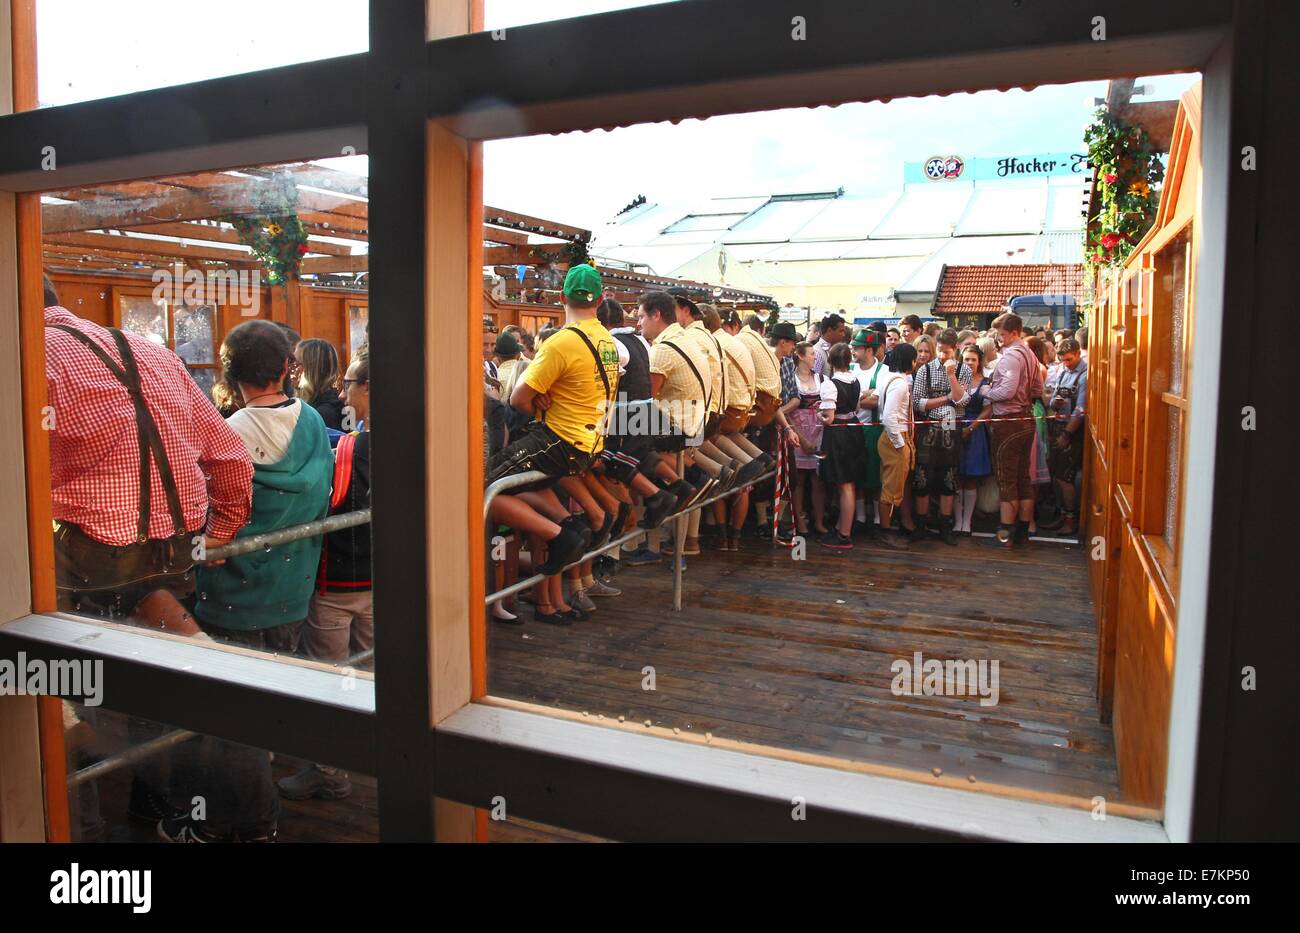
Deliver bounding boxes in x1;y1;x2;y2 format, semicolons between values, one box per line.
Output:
196;403;332;631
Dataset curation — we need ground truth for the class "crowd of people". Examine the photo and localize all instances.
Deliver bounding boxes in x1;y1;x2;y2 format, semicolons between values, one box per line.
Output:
45;275;371;843
482;279;1089;626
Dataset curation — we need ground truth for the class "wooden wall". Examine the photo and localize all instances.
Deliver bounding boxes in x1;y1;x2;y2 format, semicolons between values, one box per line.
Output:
1087;85;1200;808
46;270;367;370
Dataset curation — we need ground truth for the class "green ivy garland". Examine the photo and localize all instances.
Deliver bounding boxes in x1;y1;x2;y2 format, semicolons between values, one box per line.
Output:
529;239;590;267
1083;108;1164;278
225;213;310;285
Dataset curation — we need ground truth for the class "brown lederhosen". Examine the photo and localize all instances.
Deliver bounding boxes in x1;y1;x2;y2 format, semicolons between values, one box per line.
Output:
992;411;1036;502
749;390;781;427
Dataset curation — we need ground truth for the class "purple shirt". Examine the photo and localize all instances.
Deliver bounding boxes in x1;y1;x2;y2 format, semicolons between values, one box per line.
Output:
984;340;1044;416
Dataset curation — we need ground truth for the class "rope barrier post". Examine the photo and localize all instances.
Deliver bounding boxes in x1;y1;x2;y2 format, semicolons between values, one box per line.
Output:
673;451;685;612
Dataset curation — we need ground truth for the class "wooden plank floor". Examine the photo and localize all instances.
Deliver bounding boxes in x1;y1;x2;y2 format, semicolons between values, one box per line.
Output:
488;527;1121;802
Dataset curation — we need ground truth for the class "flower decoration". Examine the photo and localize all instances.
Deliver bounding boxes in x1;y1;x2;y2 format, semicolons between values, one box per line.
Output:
224;212;310;287
1082;107;1165;283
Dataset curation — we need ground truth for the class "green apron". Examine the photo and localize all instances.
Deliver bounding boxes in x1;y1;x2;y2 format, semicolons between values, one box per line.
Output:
862;362;886;490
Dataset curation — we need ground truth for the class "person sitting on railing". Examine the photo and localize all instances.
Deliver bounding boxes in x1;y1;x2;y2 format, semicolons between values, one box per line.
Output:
631;291;715;559
596;296;682;570
488;265;622;625
162;320;333;844
278;345;373;803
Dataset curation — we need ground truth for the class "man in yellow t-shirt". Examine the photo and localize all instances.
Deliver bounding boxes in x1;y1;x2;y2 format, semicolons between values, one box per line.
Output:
488;264;619;490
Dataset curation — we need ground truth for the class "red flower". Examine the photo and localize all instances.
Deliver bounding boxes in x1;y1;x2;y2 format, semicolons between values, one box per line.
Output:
1103;173;1118;185
297;244;308;254
1100;233;1121;249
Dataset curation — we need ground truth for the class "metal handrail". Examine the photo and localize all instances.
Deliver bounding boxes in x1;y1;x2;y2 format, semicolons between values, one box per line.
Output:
483;470;549;523
67;728;197;788
203;509;371;561
484;466;775;608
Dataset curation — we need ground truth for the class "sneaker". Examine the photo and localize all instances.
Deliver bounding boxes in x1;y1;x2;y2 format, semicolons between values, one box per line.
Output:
277;764;353;801
734;457;768;486
662;535;701;556
639;489;678;529
128;779;187;824
570;588;597;613
158;815;230;843
623;547;662;566
818;530;853;550
585;579;622;597
878;530;910;550
537;525;586;576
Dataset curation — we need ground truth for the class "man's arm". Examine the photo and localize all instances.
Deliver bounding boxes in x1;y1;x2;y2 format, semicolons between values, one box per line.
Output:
1068;370;1087;432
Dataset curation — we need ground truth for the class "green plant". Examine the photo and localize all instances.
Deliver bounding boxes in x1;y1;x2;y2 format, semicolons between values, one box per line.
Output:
225;213;310;286
1082;108;1165;278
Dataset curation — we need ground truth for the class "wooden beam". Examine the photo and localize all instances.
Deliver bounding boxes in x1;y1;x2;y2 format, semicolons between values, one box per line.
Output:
45;231;255;263
483;205;589;242
112;221;356;256
481;224;527;246
43;175;370;234
301;254;368;274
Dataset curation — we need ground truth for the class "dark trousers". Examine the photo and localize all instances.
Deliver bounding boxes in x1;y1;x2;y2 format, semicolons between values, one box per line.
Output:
188;620;302;837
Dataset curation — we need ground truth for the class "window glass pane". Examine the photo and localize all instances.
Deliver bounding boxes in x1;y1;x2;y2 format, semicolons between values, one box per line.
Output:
188;366;218;399
64;704;376;843
36;0;368;107
478;81;1180;806
1167;234;1188;396
41;158;373;680
483;0;681;32
119;295;168;346
1164;407;1181;552
176;305;216;365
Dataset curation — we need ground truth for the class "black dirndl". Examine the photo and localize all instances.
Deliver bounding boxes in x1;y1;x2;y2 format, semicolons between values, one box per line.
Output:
818;378;867;486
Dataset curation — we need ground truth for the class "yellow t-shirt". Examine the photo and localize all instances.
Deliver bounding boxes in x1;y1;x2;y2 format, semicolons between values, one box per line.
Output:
521;318;620;454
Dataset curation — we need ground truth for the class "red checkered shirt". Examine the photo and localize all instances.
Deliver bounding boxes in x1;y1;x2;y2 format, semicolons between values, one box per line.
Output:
45;306;253;546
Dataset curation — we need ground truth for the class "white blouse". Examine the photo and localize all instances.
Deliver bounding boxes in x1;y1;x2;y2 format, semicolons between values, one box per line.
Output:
879;373;911;448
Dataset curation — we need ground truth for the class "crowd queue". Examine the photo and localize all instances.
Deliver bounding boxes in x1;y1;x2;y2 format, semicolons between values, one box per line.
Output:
482;269;1088;624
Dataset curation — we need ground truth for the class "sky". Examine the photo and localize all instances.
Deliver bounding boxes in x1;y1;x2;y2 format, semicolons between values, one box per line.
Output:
36;1;1197;235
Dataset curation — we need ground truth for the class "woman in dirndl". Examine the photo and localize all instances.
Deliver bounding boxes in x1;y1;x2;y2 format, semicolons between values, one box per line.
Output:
787;342;827;536
817;343;867;549
956;344;992;534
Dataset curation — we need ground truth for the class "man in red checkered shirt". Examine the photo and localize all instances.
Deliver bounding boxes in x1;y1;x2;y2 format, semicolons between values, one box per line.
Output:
44;276;253;616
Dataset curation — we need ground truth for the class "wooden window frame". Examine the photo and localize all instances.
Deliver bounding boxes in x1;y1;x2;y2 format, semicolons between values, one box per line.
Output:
0;0;1285;843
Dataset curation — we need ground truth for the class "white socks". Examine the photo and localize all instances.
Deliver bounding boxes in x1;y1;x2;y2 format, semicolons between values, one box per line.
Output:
855;499;867;522
956;489;978;532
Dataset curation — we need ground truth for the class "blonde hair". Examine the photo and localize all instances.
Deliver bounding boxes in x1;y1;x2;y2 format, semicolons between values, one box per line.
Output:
977;336;998;362
912;334;935;357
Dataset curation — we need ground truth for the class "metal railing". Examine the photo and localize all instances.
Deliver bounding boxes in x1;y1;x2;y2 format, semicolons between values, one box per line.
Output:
67;728;198;788
484;463;775;611
203;509;372;562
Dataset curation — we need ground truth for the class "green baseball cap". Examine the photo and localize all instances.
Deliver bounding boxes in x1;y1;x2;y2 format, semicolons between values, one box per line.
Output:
562;263;603;302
